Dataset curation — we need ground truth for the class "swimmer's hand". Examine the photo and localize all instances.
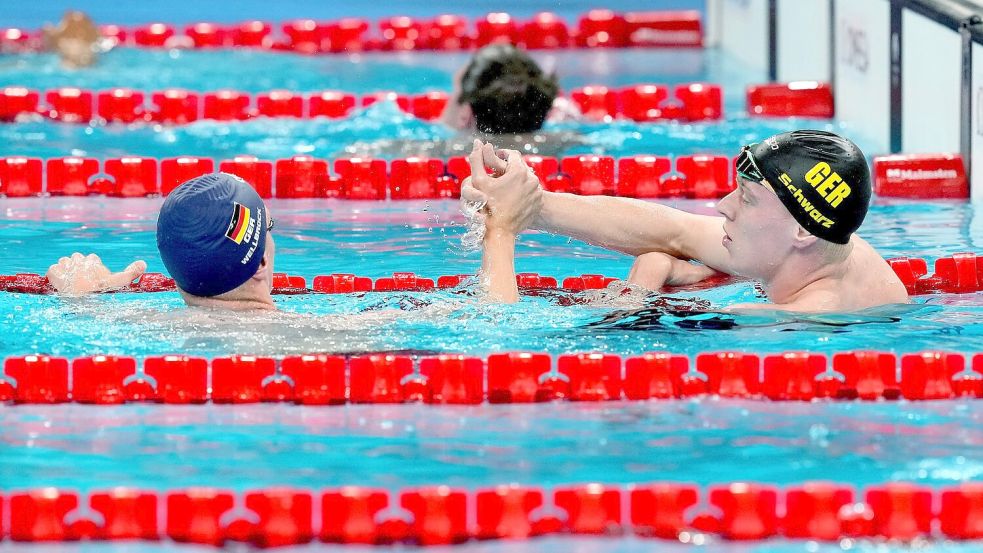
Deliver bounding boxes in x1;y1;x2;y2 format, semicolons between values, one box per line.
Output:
46;253;147;295
462;139;542;235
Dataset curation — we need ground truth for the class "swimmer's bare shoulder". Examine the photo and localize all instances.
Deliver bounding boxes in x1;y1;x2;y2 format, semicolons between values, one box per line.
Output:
727;237;908;313
843;236;909;305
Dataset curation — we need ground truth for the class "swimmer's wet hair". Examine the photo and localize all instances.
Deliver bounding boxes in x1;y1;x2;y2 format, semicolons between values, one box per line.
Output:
458;44;559;134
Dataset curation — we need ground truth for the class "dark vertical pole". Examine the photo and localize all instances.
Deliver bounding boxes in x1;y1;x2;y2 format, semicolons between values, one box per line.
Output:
960;16;981;179
889;1;903;153
768;0;778;81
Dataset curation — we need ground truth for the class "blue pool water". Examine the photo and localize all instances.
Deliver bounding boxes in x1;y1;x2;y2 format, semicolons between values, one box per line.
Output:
2;197;982;359
1;17;982;553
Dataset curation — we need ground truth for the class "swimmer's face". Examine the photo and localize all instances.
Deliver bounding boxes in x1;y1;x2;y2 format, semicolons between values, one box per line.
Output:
717;177;801;278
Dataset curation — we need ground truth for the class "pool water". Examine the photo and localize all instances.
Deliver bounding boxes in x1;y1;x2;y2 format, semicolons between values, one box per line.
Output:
1;19;982;553
2;197;982;359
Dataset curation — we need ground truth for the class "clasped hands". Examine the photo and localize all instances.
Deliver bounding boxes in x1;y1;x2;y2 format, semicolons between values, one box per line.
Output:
461;139;543;238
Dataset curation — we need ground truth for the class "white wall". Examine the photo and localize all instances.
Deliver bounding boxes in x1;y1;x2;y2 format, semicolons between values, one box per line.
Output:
719;0;770;75
833;0;891;154
901;9;962;154
973;41;983;201
776;0;831;82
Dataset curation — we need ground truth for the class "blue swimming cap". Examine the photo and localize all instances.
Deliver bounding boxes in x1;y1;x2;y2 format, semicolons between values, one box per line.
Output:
156;173;268;297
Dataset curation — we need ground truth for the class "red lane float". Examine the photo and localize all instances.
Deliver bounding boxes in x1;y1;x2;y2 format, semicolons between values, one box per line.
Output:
873;154;968;199
71;355;139;404
44;87;94;123
335;157;387;199
4;483;979;544
475;485;548;539
97;88;146;123
133;23;176;47
203;90;251;121
312;274;373;293
389;157;445;199
349;354;414;403
476;13;519;47
104;156;158;197
275;155;330;198
143;355;209;403
0;86;39;121
625;10;702;48
309;91;357;118
521;12;569;49
0;156;43;196
47;157;99;196
233;21;273;47
219;155;274;198
554;484;621;534
281;354;346;405
161;156;214;195
151;89;199;124
746;81;834;118
185;23;228;48
257;90;303;118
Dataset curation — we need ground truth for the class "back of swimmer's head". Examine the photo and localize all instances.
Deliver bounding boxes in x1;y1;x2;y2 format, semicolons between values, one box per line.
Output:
156;173;271;298
458;44;559;134
746;129;871;244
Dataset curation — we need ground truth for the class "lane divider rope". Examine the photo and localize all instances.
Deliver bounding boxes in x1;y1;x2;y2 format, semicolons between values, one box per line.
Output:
0;10;705;54
1;350;980;404
0;83;726;125
3;252;981;296
0;152;966;200
0;482;979;544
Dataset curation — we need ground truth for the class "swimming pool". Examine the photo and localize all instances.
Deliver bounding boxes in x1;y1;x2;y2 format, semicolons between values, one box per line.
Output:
1;6;982;553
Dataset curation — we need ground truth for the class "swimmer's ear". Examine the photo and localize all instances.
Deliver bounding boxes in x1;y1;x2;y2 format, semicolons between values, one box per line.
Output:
252;251;271;282
792;225;818;250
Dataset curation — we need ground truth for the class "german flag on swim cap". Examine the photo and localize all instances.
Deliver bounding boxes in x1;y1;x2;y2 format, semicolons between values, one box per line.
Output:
156;173;268;297
743;130;871;244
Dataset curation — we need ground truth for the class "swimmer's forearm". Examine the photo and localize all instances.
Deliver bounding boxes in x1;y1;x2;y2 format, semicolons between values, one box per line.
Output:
534;192;687;257
481;229;519;303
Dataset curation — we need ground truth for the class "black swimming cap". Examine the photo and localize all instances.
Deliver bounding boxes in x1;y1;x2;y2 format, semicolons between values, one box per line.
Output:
156;173;268;297
746;130;871;244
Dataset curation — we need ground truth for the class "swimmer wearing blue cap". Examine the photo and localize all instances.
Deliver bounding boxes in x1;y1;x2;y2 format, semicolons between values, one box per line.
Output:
47;172;278;310
466;130;910;312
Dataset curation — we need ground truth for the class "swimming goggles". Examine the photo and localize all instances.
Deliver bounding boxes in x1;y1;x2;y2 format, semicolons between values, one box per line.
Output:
735;143;766;183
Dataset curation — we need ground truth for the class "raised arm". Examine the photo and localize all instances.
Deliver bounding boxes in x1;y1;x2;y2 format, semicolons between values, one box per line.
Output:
534;191;736;274
463;140;542;303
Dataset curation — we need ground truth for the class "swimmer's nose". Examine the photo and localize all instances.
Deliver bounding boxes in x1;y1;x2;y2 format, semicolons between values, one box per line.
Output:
717;189;737;219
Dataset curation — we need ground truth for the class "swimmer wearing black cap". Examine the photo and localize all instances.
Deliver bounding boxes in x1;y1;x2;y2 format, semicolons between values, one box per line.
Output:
465;130;910;312
47;173;278;310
